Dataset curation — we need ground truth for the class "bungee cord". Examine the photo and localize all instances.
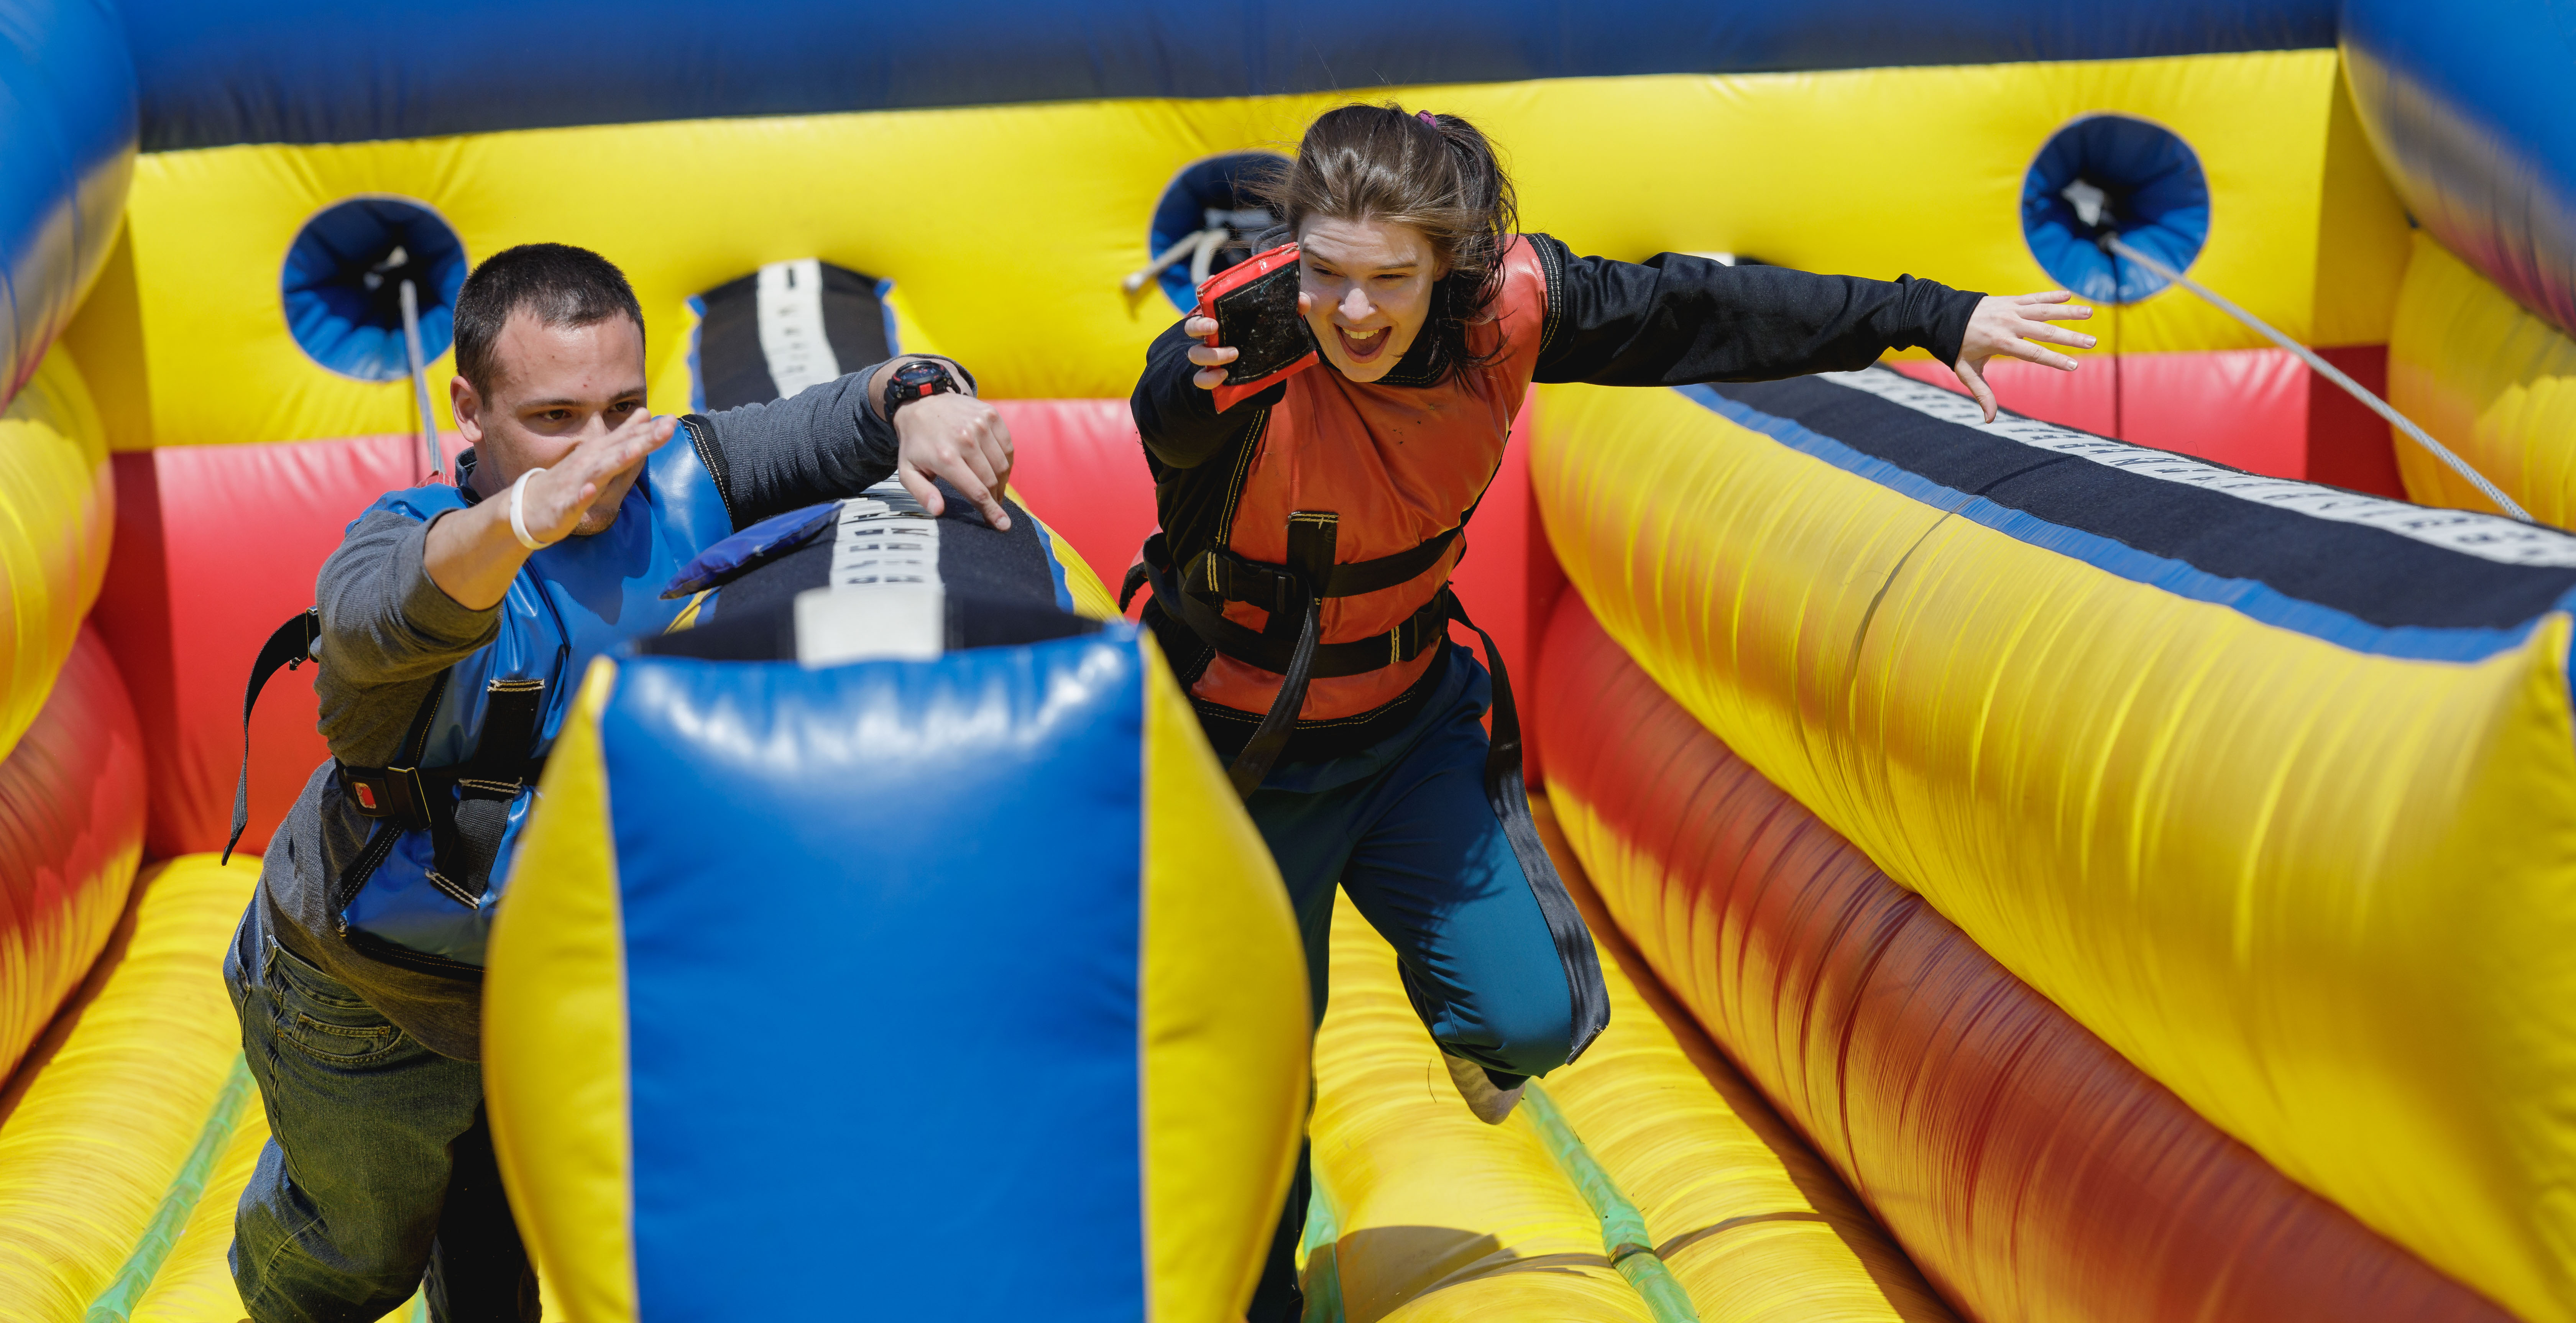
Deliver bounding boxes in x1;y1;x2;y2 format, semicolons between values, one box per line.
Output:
2102;233;2532;523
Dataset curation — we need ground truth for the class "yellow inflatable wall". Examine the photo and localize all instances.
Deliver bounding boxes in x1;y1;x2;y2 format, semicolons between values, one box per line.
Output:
68;49;2400;452
2389;230;2576;524
1533;374;2576;1322
0;345;112;762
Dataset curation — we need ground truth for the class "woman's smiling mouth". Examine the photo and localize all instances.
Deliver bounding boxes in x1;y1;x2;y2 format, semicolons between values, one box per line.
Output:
1336;323;1389;363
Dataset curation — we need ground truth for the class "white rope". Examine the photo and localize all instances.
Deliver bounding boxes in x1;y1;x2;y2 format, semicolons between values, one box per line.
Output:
1185;226;1229;287
399;278;442;480
1121;228;1222;295
2102;235;2532;523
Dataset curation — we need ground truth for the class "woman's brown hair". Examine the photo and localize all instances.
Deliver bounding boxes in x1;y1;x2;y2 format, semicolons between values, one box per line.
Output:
1260;102;1520;380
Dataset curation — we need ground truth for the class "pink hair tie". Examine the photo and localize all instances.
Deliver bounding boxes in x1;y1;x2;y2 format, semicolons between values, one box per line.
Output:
1417;110;1438;126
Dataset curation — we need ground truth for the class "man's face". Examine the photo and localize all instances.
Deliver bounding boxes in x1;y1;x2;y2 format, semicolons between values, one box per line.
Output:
452;312;649;537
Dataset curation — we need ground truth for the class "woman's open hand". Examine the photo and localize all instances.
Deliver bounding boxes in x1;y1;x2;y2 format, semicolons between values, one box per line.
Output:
1186;294;1314;389
1952;291;2097;422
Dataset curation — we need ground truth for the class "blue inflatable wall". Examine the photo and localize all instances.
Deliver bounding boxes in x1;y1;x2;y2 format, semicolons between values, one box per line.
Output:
117;0;2332;150
0;0;133;401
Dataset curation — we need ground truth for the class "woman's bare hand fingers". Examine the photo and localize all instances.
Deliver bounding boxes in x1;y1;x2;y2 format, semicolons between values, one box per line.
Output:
2019;319;2097;349
1951;356;2000;423
2001;338;2082;371
1184;316;1218;338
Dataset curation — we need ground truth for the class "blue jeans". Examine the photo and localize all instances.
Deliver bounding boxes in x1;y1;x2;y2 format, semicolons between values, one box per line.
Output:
1240;645;1587;1321
224;903;537;1323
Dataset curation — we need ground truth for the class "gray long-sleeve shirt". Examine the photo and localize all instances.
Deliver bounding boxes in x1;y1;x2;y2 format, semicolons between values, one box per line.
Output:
255;365;907;1061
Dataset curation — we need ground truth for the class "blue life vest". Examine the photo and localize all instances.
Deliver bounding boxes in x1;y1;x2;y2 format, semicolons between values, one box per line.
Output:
332;433;734;972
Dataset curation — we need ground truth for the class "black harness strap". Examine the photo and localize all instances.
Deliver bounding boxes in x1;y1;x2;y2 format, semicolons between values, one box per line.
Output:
1135;532;1452;680
224;609;322;864
331;667;449;837
1223;512;1340;796
1442;591;1609;1062
1184;527;1457;613
226;607;550;896
424;676;546;906
1119;524;1459;614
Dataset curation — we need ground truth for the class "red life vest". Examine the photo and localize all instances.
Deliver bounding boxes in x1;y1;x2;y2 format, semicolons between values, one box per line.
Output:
1182;235;1549;726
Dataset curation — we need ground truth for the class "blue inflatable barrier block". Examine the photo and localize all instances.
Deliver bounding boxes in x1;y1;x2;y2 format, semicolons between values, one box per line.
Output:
0;0;136;403
599;633;1147;1320
2344;0;2576;338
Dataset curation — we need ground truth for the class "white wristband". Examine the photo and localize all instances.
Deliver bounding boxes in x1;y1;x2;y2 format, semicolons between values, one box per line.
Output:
508;467;554;551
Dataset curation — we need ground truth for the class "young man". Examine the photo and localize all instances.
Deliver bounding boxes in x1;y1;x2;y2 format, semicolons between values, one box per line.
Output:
224;243;1010;1322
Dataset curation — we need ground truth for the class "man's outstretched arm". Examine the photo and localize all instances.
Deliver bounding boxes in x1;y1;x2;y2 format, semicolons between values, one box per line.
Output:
703;355;1017;529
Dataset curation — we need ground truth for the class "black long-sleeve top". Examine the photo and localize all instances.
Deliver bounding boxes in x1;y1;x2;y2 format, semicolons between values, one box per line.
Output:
1131;233;1981;582
1128;234;1980;761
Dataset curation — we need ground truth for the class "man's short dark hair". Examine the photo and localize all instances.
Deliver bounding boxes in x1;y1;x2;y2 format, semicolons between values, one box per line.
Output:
452;243;644;398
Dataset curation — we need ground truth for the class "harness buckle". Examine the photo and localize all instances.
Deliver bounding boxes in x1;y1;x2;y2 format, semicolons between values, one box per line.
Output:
339;762;435;831
386;765;430;826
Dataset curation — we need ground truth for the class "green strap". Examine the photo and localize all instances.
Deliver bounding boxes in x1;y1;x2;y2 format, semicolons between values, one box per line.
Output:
1521;1083;1702;1323
84;1055;257;1323
1297;1157;1347;1323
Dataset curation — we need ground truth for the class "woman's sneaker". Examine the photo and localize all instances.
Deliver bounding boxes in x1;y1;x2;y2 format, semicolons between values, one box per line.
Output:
1442;1051;1526;1124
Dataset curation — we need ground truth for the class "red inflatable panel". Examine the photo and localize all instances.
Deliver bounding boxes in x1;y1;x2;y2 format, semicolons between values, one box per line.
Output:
992;397;1566;773
1442;399;1565;779
1531;593;2507;1323
0;626;145;1081
1886;346;2403;496
988;399;1160;604
92;432;465;859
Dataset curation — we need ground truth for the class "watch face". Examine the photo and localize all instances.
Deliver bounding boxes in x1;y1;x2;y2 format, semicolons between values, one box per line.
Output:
895;361;951;390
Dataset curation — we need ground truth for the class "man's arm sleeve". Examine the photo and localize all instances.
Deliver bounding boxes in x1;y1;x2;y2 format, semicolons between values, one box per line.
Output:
1528;233;1984;386
314;510;502;687
1131;319;1273;469
698;357;977;525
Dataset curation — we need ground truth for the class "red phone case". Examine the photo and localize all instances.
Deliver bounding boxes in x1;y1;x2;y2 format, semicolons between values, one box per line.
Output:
1196;243;1317;412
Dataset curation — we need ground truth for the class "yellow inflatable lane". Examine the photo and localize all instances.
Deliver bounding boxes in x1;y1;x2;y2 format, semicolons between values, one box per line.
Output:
1309;817;1952;1323
0;343;112;762
79;48;2394;450
1530;813;1955;1323
125;1101;268;1323
1533;373;2576;1322
1308;895;1649;1323
2389;231;2576;524
0;855;262;1323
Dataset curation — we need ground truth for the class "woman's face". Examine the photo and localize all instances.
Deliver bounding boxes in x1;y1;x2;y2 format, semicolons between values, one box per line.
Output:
1299;216;1444;383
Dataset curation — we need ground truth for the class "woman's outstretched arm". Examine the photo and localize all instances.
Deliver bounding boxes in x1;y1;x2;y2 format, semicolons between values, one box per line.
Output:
1527;234;2092;420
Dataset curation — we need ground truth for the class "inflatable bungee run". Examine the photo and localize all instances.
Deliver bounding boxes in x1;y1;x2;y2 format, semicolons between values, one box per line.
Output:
2;0;2575;1320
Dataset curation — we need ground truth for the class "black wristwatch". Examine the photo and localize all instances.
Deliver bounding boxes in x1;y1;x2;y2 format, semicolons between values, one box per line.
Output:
883;358;962;419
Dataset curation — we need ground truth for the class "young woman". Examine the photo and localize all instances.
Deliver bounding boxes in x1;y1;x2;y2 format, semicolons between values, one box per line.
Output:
1128;103;2091;1317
